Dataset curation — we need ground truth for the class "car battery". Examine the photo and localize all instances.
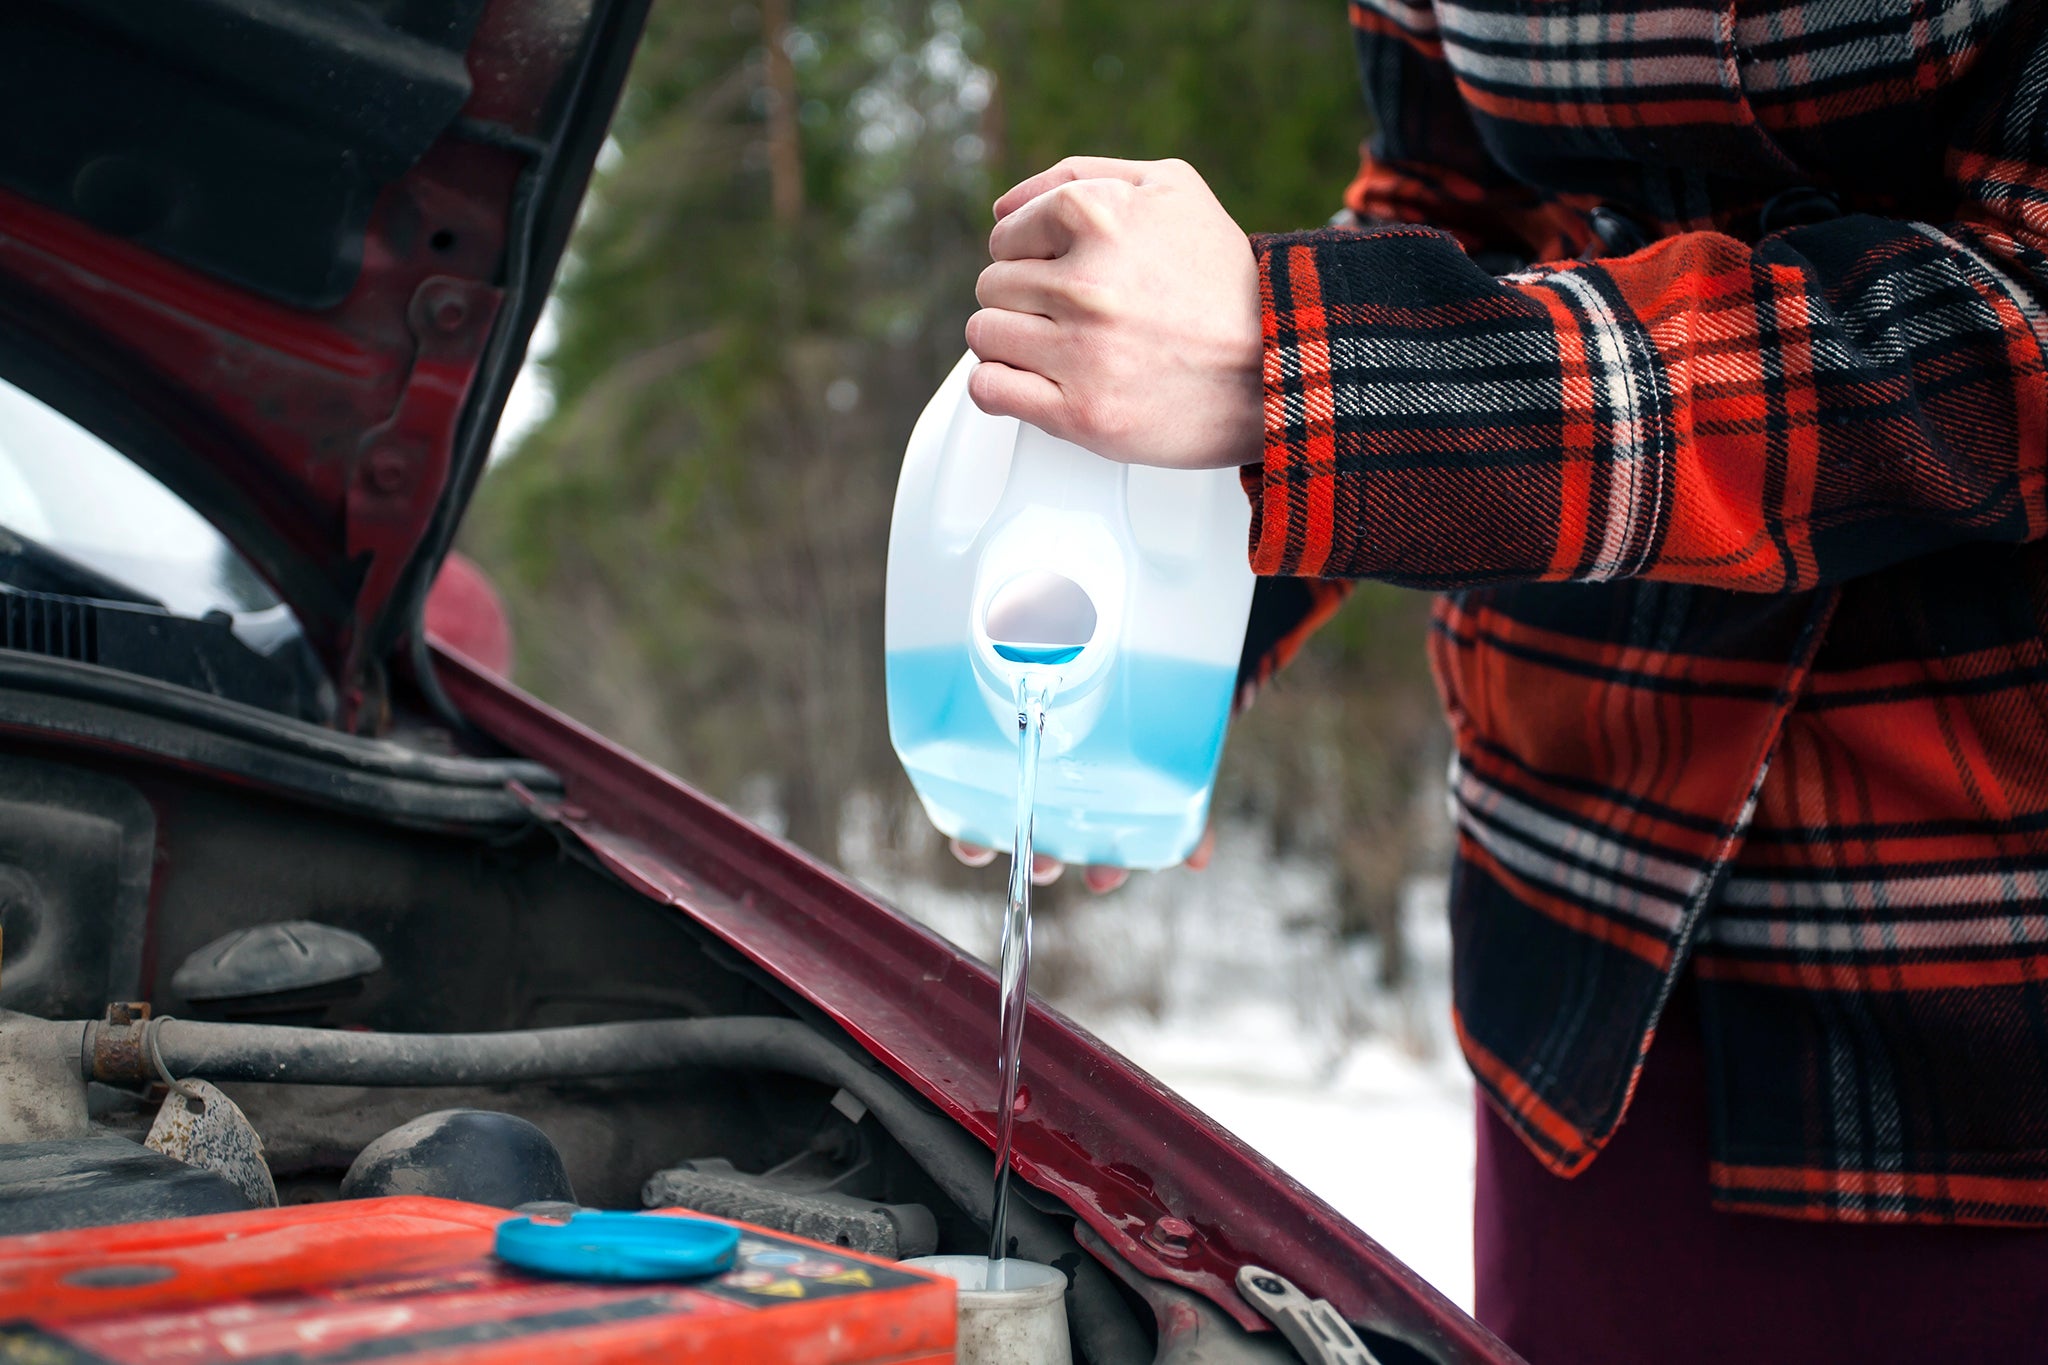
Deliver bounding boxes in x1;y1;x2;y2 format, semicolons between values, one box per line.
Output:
0;1196;957;1364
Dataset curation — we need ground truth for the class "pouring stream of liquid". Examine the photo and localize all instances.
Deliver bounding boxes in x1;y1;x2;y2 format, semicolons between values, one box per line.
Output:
988;673;1050;1289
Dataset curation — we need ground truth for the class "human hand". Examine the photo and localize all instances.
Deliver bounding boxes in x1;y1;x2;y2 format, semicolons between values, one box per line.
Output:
947;824;1216;895
966;157;1263;471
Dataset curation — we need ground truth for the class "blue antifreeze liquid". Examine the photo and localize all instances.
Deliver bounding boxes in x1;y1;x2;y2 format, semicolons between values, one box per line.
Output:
885;647;1236;870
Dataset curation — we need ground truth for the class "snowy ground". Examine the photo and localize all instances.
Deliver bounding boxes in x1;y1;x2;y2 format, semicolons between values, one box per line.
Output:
850;823;1478;1311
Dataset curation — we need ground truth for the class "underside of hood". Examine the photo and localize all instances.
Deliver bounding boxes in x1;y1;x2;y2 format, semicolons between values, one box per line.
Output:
0;0;653;727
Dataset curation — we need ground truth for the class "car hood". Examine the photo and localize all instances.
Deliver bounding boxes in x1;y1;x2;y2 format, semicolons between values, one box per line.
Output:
0;0;651;726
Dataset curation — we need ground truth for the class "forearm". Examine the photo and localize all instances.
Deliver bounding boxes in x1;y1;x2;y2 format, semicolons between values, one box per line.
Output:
1247;218;2048;592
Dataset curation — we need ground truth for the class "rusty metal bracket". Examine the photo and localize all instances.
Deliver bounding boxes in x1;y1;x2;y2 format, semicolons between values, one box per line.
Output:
145;1077;278;1208
89;1000;153;1085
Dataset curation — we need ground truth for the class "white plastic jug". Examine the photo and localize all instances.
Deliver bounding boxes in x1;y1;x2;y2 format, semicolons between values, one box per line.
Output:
884;352;1257;870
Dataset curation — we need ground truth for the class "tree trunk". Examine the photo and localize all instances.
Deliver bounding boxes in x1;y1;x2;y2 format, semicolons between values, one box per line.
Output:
761;0;803;227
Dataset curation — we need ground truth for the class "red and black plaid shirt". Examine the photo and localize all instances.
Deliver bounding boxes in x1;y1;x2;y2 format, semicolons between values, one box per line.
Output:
1243;0;2048;1224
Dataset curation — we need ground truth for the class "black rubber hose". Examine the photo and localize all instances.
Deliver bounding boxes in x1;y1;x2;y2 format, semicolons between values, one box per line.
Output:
144;1017;754;1087
126;1014;1154;1364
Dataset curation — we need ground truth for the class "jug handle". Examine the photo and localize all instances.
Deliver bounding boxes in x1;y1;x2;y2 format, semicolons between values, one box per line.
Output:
997;421;1130;519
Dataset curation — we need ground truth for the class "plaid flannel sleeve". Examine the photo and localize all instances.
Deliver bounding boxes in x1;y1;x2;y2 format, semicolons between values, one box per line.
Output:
1247;70;2048;591
1234;0;1600;696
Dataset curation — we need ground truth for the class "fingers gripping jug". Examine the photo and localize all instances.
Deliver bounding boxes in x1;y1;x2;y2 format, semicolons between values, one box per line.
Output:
885;352;1257;871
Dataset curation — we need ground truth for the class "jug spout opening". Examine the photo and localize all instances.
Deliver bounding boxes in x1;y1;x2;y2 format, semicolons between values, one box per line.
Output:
982;569;1098;663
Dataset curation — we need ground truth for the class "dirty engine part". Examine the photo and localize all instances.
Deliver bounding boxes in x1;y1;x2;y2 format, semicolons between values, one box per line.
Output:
143;1078;277;1209
644;1158;938;1260
0;1137;253;1235
62;1009;1150;1362
88;1014;878;1088
171;921;383;1024
0;755;152;1020
341;1109;575;1209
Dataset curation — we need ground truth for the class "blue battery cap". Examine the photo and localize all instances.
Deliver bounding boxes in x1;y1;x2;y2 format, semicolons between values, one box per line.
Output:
494;1210;742;1281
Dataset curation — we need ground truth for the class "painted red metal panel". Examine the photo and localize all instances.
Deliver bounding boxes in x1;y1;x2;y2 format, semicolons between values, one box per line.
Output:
0;0;605;693
0;167;509;696
431;642;1518;1362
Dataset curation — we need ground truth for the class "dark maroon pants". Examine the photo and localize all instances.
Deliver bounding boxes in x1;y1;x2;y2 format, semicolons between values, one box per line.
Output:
1474;984;2048;1364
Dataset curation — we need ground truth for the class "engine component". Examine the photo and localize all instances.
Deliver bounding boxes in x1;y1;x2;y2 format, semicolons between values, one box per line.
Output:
144;1079;277;1209
644;1159;938;1260
0;580;329;721
171;921;383;1024
91;1014;961;1089
0;1009;89;1142
0;1197;958;1362
0;1137;252;1235
902;1255;1073;1365
0;755;152;1019
341;1109;574;1209
73;1011;1148;1365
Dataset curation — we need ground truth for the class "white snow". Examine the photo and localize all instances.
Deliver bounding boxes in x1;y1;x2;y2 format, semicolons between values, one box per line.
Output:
1097;1003;1476;1311
850;820;1478;1310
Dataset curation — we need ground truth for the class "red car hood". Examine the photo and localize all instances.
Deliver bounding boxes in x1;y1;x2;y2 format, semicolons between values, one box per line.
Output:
0;0;649;727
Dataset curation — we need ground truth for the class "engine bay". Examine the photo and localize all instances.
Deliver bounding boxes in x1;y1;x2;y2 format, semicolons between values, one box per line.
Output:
0;740;990;1215
0;699;1460;1365
0;743;1197;1360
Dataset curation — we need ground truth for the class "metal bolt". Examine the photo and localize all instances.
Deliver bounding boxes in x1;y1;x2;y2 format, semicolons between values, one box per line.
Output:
1252;1274;1286;1296
432;296;468;333
364;448;409;494
1143;1216;1197;1259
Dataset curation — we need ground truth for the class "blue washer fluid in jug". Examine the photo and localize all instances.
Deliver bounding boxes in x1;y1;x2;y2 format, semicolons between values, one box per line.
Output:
885;647;1238;869
883;353;1255;872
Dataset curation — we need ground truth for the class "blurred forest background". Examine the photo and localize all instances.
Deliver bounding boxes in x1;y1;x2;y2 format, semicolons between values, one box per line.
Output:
461;0;1449;995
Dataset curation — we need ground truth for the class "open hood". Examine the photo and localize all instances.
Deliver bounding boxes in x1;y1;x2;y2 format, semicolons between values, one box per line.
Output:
0;0;653;727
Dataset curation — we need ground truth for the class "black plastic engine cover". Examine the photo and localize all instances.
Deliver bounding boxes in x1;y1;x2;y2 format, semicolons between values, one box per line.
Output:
0;754;153;1019
341;1110;575;1210
0;1137;253;1235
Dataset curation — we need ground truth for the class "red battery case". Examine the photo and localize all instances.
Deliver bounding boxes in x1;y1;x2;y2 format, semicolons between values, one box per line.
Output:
0;1196;957;1363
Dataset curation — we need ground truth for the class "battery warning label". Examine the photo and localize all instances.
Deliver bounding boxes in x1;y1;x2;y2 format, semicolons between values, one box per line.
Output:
1;1232;931;1364
700;1236;921;1307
